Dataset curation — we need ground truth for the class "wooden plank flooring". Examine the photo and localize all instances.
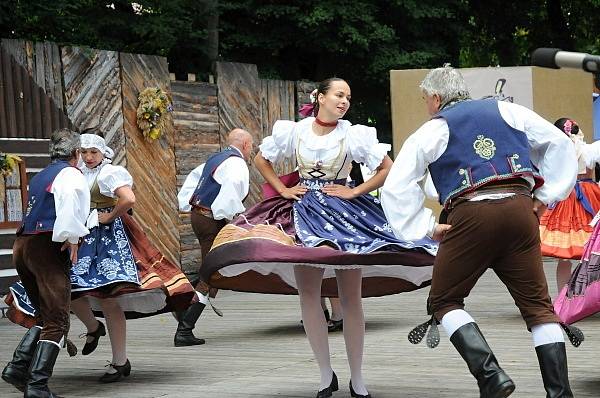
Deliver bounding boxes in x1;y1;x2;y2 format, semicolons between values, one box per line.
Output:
1;261;599;397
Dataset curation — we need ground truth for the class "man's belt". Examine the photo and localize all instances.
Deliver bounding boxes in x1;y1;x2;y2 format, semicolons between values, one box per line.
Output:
192;205;214;219
447;183;532;210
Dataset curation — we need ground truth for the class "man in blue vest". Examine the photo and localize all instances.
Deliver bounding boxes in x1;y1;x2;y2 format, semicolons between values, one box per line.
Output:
382;67;577;398
174;128;253;346
2;128;90;397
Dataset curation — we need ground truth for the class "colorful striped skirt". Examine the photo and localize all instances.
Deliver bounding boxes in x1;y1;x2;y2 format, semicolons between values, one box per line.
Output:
539;179;600;259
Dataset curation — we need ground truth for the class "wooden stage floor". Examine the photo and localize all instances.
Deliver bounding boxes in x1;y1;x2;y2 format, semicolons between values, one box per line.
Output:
1;261;599;397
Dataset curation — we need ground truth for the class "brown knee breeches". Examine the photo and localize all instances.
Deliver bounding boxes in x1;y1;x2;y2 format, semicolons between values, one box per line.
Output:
429;194;558;329
13;233;72;343
191;208;227;296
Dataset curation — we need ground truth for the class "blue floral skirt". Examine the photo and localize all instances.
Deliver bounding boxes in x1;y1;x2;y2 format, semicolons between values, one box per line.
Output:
71;214;139;291
7;212;196;325
199;178;437;298
294;178;437;254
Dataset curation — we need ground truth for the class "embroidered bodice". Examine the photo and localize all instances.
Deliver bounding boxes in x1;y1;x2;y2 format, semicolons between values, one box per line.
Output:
79;160;133;210
259;117;390;181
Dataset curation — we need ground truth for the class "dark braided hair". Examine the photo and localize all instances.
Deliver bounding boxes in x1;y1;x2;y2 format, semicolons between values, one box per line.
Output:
554;117;580;135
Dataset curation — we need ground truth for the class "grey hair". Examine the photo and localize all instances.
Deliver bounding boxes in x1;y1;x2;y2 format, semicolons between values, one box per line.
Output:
419;66;470;107
49;128;80;160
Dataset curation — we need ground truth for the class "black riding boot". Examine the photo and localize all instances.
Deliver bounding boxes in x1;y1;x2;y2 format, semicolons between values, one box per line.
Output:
2;326;41;391
535;342;573;398
450;322;516;398
174;302;206;347
25;341;63;398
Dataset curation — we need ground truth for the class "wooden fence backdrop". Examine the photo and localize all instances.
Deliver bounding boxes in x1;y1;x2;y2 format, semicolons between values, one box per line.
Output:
0;37;317;275
173;81;220;272
0;40;70;138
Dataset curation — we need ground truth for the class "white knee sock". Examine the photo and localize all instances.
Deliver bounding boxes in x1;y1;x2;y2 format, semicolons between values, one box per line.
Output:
196;291;209;305
531;323;564;347
441;309;476;337
39;338;62;348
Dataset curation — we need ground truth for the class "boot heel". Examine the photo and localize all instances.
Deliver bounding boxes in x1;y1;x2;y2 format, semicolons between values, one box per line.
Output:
494;380;515;398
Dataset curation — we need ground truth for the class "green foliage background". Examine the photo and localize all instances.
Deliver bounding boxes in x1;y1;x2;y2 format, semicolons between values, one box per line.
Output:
1;0;598;145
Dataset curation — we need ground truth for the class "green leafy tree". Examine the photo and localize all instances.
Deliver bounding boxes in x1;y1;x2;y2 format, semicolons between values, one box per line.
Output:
218;0;465;142
0;1;211;77
2;0;599;145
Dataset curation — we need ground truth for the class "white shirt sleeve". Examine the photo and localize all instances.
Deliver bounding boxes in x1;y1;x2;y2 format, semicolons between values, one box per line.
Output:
423;172;439;200
581;140;600;169
51;167;91;244
346;124;392;171
178;164;205;212
498;101;577;204
96;164;134;197
211;156;249;220
381;118;449;240
259;120;297;163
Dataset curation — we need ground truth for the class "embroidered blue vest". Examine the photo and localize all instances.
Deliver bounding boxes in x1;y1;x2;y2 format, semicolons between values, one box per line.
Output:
428;99;543;208
21;160;72;234
189;147;243;209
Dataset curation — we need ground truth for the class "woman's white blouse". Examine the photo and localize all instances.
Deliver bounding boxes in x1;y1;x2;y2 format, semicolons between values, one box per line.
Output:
259;117;390;179
79;161;133;228
573;135;600;172
80;161;134;197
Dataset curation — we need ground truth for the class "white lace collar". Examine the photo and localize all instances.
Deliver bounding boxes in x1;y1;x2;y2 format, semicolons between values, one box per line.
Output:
79;158;112;176
297;117;351;150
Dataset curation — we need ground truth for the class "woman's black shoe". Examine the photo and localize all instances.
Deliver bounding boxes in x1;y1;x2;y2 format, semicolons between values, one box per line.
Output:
81;320;106;355
301;309;331;326
328;319;343;332
316;372;338;398
99;359;131;383
350;381;371;398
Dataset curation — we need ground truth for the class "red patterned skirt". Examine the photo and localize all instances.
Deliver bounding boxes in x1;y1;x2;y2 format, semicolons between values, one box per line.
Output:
540;180;600;259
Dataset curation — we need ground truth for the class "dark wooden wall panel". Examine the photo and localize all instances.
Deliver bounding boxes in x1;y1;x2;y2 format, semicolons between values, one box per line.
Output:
62;47;125;165
260;79;296;177
0;44;69;138
171;80;220;273
120;52;180;267
1;39;65;110
216;62;263;206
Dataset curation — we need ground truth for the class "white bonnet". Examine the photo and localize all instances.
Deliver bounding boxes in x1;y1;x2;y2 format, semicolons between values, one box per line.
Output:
80;134;114;159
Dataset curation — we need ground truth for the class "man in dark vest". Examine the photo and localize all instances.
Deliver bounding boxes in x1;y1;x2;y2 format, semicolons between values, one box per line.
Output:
381;66;577;397
2;128;90;397
174;128;254;346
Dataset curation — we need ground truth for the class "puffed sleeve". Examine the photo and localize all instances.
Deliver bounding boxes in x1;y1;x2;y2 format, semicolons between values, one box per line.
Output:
582;140;600;169
259;120;297;163
346;124;391;171
97;165;134;197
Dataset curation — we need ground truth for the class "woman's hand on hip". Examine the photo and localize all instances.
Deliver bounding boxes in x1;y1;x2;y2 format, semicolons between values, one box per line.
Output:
432;224;451;241
280;184;308;201
322;183;358;200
